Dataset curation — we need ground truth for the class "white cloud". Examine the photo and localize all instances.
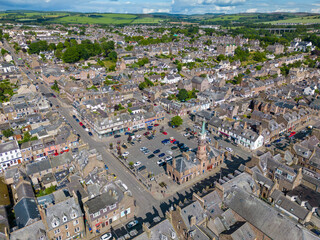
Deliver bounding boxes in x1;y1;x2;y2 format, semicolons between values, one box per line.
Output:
142;8;170;13
246;8;257;13
275;8;299;13
311;8;320;13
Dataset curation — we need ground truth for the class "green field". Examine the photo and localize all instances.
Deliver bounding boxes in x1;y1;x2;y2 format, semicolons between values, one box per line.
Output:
264;15;320;24
51;14;163;25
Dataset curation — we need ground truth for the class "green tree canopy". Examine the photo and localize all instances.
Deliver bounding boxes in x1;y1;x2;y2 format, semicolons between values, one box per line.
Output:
62;46;80;63
177;89;188;102
171;116;183;127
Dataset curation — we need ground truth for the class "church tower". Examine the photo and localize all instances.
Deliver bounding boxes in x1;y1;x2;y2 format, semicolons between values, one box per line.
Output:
197;121;207;168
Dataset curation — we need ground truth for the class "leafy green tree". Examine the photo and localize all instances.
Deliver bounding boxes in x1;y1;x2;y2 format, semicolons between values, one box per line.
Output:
1;49;8;56
62;46;80;63
171;116;183;127
217;54;226;62
48;43;56;51
56;42;64;50
177;63;182;72
28;40;48;54
2;128;13;138
177;89;188;102
138;82;147;90
51;80;60;92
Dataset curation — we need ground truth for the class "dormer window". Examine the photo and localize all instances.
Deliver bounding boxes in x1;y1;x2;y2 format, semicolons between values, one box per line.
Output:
70;208;78;219
63;215;67;222
51;217;60;228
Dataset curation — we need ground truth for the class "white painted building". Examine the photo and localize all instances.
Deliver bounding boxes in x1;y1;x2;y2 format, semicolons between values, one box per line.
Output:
0;140;22;172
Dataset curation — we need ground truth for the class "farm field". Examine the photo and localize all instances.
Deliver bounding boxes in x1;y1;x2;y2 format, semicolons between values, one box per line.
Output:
264;15;320;24
50;14;162;25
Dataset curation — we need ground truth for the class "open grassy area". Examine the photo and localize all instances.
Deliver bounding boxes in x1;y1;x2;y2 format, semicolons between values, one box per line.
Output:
50;13;162;25
264;15;320;24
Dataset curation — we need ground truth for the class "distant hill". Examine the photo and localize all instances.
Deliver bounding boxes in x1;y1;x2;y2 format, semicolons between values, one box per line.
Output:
0;11;318;25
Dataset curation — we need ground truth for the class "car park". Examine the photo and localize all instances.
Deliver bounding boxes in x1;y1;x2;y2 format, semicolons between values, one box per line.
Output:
134;161;141;167
100;233;112;240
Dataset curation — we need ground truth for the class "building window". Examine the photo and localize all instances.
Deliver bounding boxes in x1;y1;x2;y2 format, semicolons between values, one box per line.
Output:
54;229;60;235
66;232;70;237
93;212;100;218
109;204;117;210
73;220;79;226
63;216;67;222
74;227;80;233
65;224;68;229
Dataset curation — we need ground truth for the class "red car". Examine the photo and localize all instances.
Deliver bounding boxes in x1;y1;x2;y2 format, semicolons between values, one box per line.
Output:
170;139;176;143
162;131;168;135
144;132;150;136
79;122;83;126
154;124;159;127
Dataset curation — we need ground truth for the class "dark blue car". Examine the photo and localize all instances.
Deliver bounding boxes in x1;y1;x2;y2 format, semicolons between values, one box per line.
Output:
159;153;165;158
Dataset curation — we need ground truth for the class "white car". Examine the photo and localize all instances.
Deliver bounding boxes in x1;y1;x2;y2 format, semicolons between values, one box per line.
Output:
165;156;172;161
134;161;141;167
157;159;165;165
122;152;129;157
226;147;233;152
184;132;190;137
140;147;147;152
100;233;112;240
136;134;141;138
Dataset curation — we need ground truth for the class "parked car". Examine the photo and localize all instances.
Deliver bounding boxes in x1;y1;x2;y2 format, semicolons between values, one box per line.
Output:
171;146;178;150
170;139;176;143
134;161;141;167
122;152;129;157
144;132;150;136
184;133;190;137
162;131;168;135
137;166;146;172
127;220;139;229
75;118;80;122
114;135;121;138
143;149;150;154
100;233;112;240
153;149;160;154
154;124;159;127
148;154;155;159
88;132;93;136
140;147;147;151
165;156;172;161
157;159;165;166
159;153;165;158
226;147;233;152
125;132;131;135
72;115;76;119
79;122;83;126
122;144;128;149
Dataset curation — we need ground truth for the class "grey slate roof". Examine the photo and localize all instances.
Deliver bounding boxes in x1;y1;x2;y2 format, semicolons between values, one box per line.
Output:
85;191;118;214
0;140;19;153
224;187;319;240
14;198;40;229
26;159;52;176
16;182;35;202
10;220;47;240
45;197;82;231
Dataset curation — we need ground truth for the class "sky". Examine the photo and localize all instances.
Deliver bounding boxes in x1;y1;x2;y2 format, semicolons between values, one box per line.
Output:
0;0;319;14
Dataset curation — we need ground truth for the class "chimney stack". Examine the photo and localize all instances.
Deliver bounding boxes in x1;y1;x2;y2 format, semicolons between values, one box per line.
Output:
173;158;177;169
